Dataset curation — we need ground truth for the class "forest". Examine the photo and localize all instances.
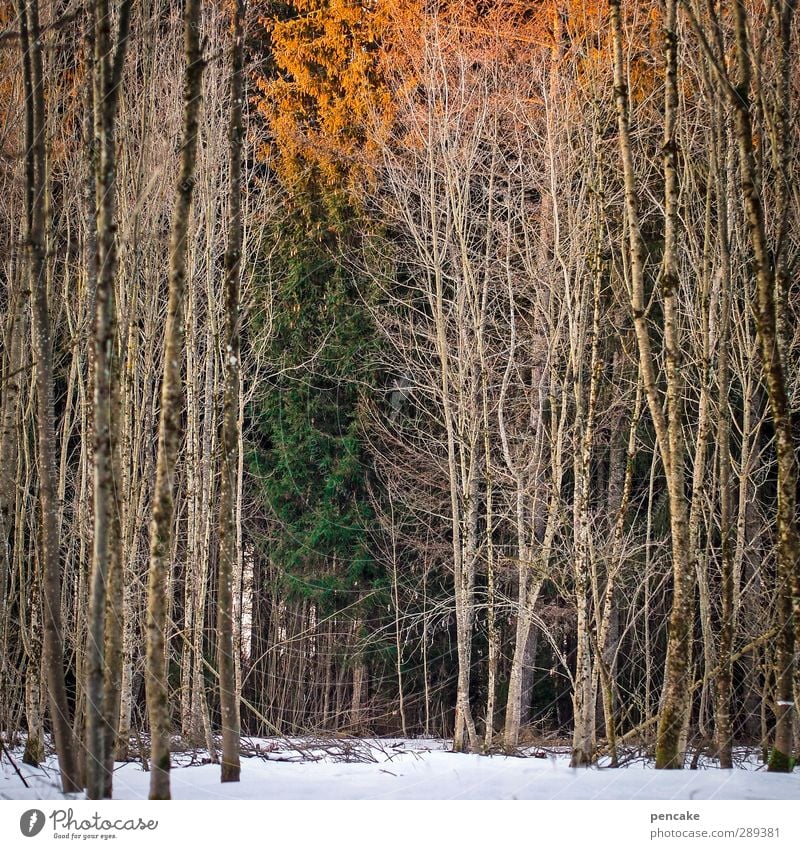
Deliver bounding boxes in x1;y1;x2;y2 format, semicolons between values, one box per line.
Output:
0;0;798;801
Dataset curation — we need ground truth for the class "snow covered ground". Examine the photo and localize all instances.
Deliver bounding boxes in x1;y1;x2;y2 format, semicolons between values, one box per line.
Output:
2;738;798;801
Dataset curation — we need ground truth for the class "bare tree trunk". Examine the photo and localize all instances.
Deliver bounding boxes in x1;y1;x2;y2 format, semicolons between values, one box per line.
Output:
610;0;694;769
22;543;45;766
570;273;602;767
145;0;204;800
729;0;799;773
217;0;245;784
500;271;553;752
0;276;26;545
351;657;366;731
181;263;200;741
440;294;476;753
712;109;735;770
18;0;81;794
0;214;28;757
388;496;408;738
85;0;132;801
483;463;497;752
656;0;695;770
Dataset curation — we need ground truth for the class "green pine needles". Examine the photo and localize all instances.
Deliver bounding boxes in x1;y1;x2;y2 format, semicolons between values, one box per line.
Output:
249;199;382;616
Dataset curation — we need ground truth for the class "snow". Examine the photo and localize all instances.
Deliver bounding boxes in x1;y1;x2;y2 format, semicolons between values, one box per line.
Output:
2;738;798;801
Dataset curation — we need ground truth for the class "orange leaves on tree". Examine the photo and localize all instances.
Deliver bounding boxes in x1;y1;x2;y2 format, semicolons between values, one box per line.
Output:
255;0;666;200
255;1;395;196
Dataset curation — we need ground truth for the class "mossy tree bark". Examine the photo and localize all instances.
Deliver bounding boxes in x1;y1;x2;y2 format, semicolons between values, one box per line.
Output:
728;0;798;773
610;0;694;769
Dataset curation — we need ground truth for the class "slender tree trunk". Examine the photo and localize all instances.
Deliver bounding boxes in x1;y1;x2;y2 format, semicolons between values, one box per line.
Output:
0;279;26;546
570;273;602;768
678;0;798;767
712;112;735;770
181;262;200;741
610;0;694;769
217;0;245;784
594;364;641;768
85;0;132;800
145;0;204;800
0;249;28;748
350;653;367;731
729;0;798;773
18;0;81;793
657;0;695;769
388;497;407;738
500;282;551;751
483;471;497;752
22;546;45;766
688;182;713;745
438;304;475;752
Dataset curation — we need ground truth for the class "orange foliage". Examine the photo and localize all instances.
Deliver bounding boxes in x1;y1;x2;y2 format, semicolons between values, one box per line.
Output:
256;0;395;193
256;0;664;196
257;1;545;193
